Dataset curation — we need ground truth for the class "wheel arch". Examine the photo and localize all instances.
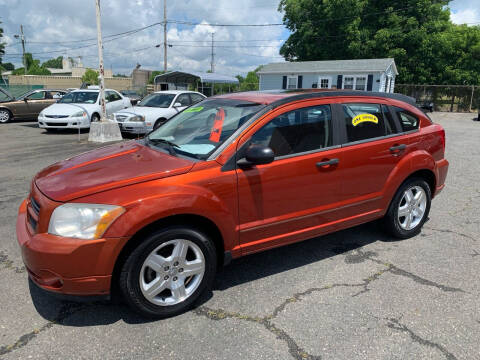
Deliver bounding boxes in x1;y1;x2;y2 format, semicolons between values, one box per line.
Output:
91;112;100;121
111;213;225;296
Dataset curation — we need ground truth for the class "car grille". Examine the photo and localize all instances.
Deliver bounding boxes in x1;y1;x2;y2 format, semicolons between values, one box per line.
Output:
28;196;41;233
115;115;129;122
45;115;69;118
46;122;68;126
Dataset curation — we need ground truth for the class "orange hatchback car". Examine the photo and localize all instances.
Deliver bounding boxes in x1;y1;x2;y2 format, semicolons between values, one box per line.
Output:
17;90;448;317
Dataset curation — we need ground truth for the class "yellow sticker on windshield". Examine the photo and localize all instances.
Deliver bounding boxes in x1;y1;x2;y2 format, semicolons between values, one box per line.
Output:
352;113;378;126
184;106;203;113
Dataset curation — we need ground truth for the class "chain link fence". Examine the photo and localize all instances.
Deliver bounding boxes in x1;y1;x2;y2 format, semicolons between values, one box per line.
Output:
395;84;479;112
0;84;45;98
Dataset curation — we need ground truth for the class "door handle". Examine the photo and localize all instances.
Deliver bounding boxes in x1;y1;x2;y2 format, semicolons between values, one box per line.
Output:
390;144;406;152
316;158;339;168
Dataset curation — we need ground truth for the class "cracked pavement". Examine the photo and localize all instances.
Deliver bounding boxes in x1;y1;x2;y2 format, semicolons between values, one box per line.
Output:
0;113;479;359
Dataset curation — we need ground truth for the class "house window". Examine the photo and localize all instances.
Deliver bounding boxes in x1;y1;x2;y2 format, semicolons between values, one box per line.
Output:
319;77;331;89
344;76;354;90
342;75;368;91
287;76;298;89
355;76;367;91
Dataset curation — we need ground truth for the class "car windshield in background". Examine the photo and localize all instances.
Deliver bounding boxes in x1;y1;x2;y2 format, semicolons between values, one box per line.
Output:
147;99;265;159
59;91;99;104
137;93;175;108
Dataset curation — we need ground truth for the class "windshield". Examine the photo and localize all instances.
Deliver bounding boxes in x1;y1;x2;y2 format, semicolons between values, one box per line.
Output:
137;93;175;108
147;98;265;159
58;91;99;104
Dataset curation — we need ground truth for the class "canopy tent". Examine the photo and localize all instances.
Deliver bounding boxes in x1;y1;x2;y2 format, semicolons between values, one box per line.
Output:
154;71;239;96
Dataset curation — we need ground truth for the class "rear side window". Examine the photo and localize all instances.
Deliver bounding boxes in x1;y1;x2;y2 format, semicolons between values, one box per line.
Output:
342;103;394;143
250;105;332;158
392;106;419;132
190;93;205;104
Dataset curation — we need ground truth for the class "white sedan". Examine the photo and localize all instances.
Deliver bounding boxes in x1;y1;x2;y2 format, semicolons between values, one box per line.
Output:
112;90;206;134
38;89;131;131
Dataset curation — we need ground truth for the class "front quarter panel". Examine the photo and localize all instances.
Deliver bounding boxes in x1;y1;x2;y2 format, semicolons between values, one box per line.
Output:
75;162;239;255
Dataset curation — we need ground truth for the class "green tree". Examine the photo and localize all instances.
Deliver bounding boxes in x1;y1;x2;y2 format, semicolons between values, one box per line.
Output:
1;62;14;71
148;70;164;84
12;53;51;75
0;20;5;64
236;65;263;91
41;56;64;69
277;0;479;84
81;68;99;84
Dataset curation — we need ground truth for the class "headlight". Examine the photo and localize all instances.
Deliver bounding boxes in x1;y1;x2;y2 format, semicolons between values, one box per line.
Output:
48;203;125;240
71;111;87;118
39;111;44;117
130;115;145;122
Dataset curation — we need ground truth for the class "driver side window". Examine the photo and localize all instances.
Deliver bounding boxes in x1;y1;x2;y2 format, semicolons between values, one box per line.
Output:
250;105;333;158
27;91;45;100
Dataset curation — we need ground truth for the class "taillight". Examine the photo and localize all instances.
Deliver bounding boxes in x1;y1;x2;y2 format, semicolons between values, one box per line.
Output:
440;128;445;150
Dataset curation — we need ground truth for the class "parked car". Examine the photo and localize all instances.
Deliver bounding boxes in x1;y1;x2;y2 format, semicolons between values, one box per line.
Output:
38;88;131;131
17;90;448;318
0;88;67;123
112;90;206;134
120;90;142;106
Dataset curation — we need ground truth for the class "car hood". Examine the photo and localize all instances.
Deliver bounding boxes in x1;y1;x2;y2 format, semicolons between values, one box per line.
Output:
115;106;172;121
0;88;14;102
42;103;96;115
34;140;194;202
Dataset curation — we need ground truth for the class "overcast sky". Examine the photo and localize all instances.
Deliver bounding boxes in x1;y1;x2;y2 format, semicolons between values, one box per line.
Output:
0;0;478;77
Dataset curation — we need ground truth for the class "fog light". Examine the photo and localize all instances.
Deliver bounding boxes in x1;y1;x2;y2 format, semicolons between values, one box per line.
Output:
28;268;63;289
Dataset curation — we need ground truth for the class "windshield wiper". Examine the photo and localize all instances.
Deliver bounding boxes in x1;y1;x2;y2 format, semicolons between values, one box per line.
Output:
146;137;180;156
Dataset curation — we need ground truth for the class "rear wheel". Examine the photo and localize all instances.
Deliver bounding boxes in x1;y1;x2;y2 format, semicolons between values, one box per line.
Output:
384;178;431;239
119;226;217;318
0;109;12;123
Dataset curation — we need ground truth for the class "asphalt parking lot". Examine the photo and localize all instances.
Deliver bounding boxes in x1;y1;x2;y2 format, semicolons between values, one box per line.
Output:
0;113;479;360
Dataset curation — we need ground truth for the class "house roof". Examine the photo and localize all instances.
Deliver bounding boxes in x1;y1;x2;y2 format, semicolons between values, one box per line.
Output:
257;58;398;75
154;71;239;85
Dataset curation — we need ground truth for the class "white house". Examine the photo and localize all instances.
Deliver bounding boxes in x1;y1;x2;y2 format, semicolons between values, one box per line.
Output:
258;58;398;93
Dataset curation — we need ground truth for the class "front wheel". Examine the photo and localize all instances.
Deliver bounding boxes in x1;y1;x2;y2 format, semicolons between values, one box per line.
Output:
0;109;12;123
383;178;431;239
119;226;217;318
91;113;100;123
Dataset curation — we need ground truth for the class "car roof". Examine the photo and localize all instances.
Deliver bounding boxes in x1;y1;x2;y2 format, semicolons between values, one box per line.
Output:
213;89;417;107
152;90;203;95
70;89;116;92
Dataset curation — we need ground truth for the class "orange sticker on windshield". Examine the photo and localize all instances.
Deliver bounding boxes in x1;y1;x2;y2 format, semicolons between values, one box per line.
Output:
209;108;225;143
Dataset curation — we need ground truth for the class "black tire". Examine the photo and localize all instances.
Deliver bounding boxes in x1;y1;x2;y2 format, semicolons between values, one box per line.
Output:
45;128;57;133
153;118;166;130
383;177;431;239
119;226;217;318
91;113;100;122
0;108;12;123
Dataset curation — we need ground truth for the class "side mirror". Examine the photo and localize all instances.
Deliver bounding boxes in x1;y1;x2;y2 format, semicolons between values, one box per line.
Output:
23;98;28;102
237;144;275;167
174;102;182;108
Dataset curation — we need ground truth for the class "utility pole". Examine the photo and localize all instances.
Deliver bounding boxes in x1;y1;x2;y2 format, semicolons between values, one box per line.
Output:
89;0;122;142
95;0;107;122
163;0;167;72
210;32;215;73
14;25;27;75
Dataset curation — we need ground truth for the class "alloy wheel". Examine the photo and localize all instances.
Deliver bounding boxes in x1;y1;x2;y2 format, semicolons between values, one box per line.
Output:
0;110;10;123
397;185;427;231
139;239;205;306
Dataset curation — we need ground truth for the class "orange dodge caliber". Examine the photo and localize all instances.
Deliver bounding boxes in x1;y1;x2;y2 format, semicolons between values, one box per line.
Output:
17;90;448;318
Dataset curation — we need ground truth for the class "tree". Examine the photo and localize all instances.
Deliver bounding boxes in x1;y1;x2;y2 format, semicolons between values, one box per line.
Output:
82;68;99;85
113;73;127;77
42;56;64;69
278;0;480;84
0;20;5;64
236;65;263;91
12;53;51;75
148;70;164;84
1;62;14;71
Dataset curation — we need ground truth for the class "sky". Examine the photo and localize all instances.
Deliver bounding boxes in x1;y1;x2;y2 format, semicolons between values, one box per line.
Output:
0;0;479;77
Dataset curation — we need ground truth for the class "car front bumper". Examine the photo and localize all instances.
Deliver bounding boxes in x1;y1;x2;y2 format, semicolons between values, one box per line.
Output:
16;199;129;296
116;121;153;134
38;116;90;129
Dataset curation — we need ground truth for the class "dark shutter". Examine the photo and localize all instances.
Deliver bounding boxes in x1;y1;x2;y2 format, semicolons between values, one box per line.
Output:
282;76;287;89
298;75;303;89
337;75;342;89
367;74;373;91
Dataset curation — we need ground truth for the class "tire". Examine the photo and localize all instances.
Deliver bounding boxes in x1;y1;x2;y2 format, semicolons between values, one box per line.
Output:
153;118;166;130
45;128;57;133
384;177;431;239
0;109;12;123
91;113;100;122
119;226;217;318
